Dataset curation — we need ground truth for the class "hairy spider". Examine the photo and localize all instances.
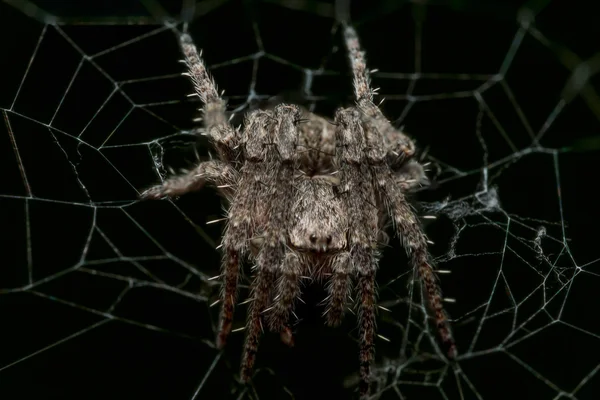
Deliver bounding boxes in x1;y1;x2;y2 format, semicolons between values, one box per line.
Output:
141;23;456;398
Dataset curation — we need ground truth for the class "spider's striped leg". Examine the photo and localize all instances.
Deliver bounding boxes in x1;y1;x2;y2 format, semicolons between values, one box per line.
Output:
240;248;279;381
262;104;302;343
342;23;457;359
216;245;241;349
179;33;240;163
352;246;378;399
342;24;417;164
140;160;237;200
342;24;373;103
374;165;457;359
323;252;352;327
333;108;382;397
241;104;300;380
267;252;301;346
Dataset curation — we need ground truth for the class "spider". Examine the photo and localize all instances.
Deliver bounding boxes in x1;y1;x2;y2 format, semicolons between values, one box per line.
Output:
141;22;456;398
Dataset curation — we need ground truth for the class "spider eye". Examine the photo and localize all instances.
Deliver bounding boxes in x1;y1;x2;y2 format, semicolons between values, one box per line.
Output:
326;235;332;245
310;234;317;243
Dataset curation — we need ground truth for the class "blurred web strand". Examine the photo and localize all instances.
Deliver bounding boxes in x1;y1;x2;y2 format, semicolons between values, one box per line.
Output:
0;0;599;399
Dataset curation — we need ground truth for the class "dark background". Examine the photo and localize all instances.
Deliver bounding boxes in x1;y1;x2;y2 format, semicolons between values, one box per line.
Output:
0;0;598;399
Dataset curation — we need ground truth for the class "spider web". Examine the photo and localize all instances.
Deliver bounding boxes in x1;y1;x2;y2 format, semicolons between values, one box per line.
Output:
1;0;598;399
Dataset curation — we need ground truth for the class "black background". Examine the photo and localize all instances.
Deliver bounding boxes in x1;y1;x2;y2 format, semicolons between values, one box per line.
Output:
0;1;598;399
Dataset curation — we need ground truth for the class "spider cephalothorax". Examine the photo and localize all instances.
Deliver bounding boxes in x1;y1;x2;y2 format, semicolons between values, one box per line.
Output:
141;22;456;398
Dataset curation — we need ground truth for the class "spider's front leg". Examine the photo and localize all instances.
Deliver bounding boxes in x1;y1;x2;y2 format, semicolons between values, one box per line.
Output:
140;160;237;200
342;22;457;360
240;104;301;381
179;33;241;163
142;31;243;201
334;108;382;398
216;111;275;349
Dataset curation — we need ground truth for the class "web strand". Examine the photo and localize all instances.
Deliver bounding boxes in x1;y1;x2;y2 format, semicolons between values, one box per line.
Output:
0;1;598;399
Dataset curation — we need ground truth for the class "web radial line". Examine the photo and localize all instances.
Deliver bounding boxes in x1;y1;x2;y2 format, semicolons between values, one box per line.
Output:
78;208;97;263
247;55;260;105
92;24;172;58
99;106;135;148
501;292;551;348
384;91;475;101
95;226;167;285
551;152;580;322
499;80;536;142
474;91;518;152
393;99;415;126
504;352;563;393
468;217;510;354
455;365;485;400
474;104;489;192
3;110;32;197
572;362;600;396
10;24;47;110
250;14;265;52
498;25;527;77
78;88;118;139
552;151;575;264
180;0;196;22
413;2;425;74
3;0;57;24
25;199;33;284
48;58;85;126
535;98;566;142
375;72;494;80
0;320;110;372
52;25;151;136
190;352;223;400
263;53;307;71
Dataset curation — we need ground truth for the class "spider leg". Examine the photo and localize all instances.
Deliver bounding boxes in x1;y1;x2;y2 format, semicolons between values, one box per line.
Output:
240;104;301;380
179;33;240;163
342;23;456;359
376;165;457;358
240;252;278;381
393;159;430;192
324;252;352;327
342;25;417;164
267;251;301;346
342;25;373;104
333;108;381;397
352;246;378;399
216;246;241;349
140;160;237;200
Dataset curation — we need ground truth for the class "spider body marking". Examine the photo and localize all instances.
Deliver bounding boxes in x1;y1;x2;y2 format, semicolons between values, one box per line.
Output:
141;23;456;399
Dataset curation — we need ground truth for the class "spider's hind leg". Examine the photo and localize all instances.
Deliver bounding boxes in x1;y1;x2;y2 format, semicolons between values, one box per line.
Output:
216;245;242;349
267;252;301;346
375;164;457;359
240;251;279;381
352;246;378;398
323;252;352;327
